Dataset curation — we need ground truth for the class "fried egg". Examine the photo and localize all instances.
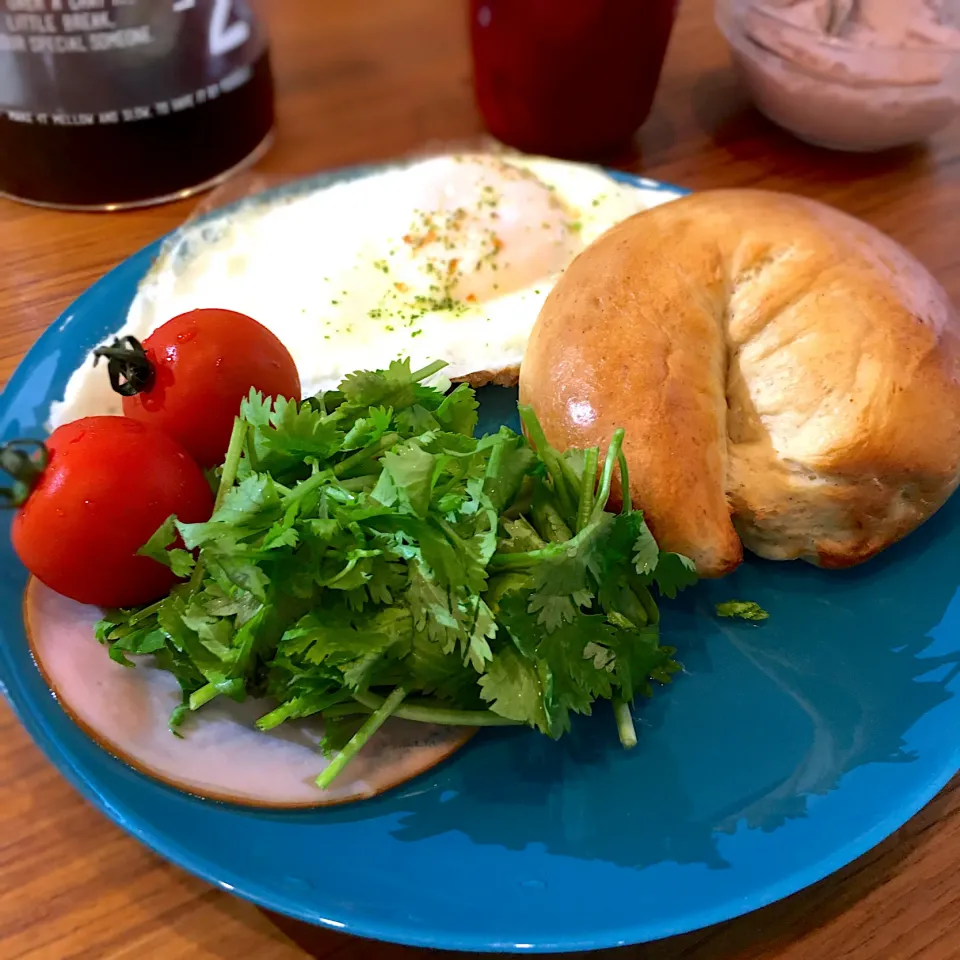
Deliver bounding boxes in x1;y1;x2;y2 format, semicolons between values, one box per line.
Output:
50;153;681;427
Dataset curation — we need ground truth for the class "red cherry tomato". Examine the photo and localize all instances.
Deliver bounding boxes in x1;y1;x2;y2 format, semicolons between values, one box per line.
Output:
8;417;214;608
98;308;301;467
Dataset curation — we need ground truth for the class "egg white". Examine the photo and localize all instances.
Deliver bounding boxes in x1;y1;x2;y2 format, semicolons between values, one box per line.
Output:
49;154;682;428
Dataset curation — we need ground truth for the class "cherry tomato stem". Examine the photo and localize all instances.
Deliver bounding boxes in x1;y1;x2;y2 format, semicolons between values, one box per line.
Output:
93;335;154;396
0;439;49;508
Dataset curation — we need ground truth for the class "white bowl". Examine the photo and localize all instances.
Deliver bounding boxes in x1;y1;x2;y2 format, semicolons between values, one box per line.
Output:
715;0;960;152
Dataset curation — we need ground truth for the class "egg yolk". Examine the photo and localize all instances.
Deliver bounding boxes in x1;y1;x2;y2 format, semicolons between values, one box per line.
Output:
394;155;582;304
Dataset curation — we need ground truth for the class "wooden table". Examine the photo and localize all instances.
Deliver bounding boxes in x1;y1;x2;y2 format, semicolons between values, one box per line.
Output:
3;1;960;958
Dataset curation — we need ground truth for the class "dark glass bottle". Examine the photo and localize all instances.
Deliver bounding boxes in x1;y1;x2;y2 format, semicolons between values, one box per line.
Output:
0;0;275;209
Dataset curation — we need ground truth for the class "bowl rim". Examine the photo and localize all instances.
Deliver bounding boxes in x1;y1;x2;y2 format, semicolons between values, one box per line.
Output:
715;0;960;61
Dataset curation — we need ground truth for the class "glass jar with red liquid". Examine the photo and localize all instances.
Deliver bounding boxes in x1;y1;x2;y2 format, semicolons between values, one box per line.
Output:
469;0;680;160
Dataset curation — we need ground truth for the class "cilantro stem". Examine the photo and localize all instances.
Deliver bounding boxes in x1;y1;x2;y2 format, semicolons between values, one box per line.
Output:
634;581;660;625
215;417;248;512
493;500;617;567
575;446;599;533
518;405;577;521
481;435;504;502
509;515;547;550
490;541;566;568
187;417;248;593
256;691;351;731
338;474;378;491
189;683;220;711
503;475;535;519
436;516;466;548
612;589;649;627
333;432;400;478
316;686;408;789
351;691;520;726
319;702;382;719
324;555;359;586
124;597;167;627
559;459;582;508
256;701;304;731
189;677;244;711
613;698;638;748
590;428;625;525
283;467;333;503
410;359;448;382
532;498;573;543
618;449;631;514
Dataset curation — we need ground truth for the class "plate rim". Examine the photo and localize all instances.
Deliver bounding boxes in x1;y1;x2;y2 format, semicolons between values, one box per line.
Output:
1;161;958;953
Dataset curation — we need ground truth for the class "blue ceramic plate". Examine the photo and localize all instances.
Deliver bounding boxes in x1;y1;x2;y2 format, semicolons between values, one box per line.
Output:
2;166;959;953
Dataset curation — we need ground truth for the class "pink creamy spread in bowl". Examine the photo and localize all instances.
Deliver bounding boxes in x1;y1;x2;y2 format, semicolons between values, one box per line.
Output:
716;0;960;151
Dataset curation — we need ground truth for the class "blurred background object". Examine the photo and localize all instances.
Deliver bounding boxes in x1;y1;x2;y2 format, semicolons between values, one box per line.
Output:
0;0;274;210
716;0;960;151
469;0;680;160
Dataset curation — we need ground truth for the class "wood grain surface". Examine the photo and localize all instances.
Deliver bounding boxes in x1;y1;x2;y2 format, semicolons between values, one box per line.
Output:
2;1;960;958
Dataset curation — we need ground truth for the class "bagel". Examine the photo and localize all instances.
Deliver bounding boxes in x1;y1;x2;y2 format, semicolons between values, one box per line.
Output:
518;189;960;577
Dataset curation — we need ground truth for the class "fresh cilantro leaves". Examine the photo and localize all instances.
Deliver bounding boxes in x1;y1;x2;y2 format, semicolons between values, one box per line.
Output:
136;515;195;578
716;600;769;622
96;358;699;789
